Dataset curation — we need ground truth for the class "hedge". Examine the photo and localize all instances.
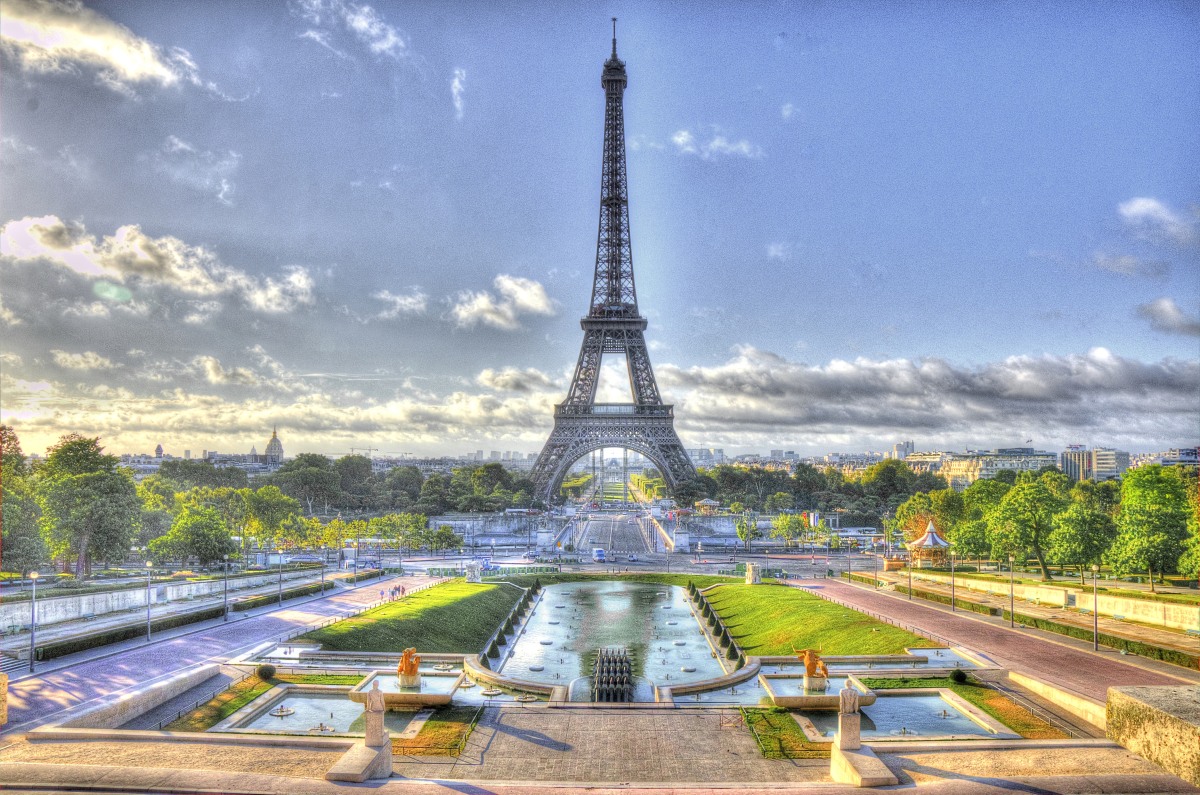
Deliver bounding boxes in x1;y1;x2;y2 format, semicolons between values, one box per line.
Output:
36;604;226;660
894;583;999;617
232;580;335;612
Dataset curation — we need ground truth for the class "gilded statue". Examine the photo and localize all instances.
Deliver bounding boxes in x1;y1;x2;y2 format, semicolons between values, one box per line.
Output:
397;647;420;677
796;648;829;678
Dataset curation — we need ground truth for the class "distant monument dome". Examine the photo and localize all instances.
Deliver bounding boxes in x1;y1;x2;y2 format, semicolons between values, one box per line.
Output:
154;444;163;458
265;426;284;464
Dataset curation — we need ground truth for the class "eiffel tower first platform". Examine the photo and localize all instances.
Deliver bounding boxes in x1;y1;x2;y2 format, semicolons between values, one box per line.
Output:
531;22;697;503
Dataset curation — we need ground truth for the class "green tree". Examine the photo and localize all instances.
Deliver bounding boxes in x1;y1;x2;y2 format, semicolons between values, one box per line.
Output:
1106;465;1189;591
246;485;300;548
1048;495;1116;584
2;473;46;575
415;473;450;515
770;513;804;549
157;459;248;490
765;491;794;513
987;481;1065;580
430;524;462;556
275;453;339;515
150;505;236;566
735;512;761;552
2;424;28;477
860;459;917;505
37;435;140;577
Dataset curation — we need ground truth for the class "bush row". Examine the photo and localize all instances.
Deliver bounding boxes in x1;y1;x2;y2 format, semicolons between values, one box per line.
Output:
688;581;743;667
485;579;540;660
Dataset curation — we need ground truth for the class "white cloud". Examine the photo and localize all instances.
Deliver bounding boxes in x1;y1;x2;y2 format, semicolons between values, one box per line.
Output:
781;103;796;120
476;367;557;393
766;242;792;261
293;0;408;61
451;68;466;121
1118;197;1198;246
0;0;233;98
51;349;117;370
1091;251;1168;278
373;288;427;319
192;355;260;386
1137;297;1200;337
0;215;315;313
626;135;664;152
298;28;351;61
153;136;241;206
672;128;764;160
0;295;20;326
450;274;556;331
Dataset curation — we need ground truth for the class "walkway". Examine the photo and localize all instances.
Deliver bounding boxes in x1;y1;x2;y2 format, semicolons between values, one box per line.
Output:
797;579;1199;704
872;568;1200;660
1;573;431;735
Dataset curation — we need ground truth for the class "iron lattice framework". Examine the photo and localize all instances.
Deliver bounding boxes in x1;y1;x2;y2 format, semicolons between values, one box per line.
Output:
531;23;696;502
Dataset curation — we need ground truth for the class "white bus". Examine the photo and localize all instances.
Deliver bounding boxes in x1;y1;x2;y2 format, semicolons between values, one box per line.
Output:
591;548;606;563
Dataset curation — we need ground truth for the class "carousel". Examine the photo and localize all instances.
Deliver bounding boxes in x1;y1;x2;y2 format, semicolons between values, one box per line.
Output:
906;519;950;568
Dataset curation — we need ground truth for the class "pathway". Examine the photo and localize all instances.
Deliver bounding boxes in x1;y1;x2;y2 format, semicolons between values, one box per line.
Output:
798;579;1198;703
1;573;434;735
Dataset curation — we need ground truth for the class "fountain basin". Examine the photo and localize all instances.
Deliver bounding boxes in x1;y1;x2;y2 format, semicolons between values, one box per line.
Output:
349;670;463;707
760;674;877;710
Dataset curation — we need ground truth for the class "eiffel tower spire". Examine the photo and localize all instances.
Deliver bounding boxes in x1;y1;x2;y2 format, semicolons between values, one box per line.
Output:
531;26;696;503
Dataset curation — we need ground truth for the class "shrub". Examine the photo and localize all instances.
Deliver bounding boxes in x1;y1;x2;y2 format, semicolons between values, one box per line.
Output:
949;668;968;684
256;663;277;680
726;645;739;660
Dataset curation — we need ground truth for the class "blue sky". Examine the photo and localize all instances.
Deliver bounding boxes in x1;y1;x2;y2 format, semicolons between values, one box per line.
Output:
1;0;1197;460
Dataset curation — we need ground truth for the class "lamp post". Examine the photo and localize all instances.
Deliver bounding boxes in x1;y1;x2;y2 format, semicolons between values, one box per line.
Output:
950;550;956;612
145;561;154;641
1008;554;1015;628
28;571;39;673
319;546;326;593
873;547;878;588
1092;563;1100;651
907;560;913;600
277;549;283;606
222;554;230;622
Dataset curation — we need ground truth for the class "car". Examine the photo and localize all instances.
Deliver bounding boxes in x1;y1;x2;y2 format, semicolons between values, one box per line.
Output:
522;551;538;560
626;554;638;563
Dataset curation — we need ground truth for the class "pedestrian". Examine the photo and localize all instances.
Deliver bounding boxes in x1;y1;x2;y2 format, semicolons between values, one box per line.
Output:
401;586;406;598
379;589;384;601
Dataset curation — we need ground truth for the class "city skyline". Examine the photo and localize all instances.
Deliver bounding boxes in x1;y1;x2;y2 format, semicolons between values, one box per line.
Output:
1;1;1197;460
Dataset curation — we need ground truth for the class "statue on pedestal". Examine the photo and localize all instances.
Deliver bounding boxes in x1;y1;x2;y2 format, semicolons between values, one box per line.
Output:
364;680;388;748
836;681;861;750
839;682;860;714
465;560;482;583
397;647;421;689
797;648;829;691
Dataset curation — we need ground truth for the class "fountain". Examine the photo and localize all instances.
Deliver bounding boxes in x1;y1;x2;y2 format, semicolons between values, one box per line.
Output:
397;648;421;689
591;647;634;703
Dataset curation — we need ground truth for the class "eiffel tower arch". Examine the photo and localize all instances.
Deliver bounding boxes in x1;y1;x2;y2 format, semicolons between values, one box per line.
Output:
531;22;696;503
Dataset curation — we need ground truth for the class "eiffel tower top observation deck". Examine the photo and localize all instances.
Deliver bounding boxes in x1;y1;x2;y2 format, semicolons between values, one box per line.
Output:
530;21;696;501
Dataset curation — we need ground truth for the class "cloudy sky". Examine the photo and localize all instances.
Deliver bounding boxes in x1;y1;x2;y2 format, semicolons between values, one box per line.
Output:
1;0;1197;461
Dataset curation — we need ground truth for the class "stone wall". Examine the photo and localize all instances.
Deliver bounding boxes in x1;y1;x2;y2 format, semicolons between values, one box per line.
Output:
1077;593;1200;632
910;571;1070;607
60;664;221;729
1108;685;1200;786
1;570;316;630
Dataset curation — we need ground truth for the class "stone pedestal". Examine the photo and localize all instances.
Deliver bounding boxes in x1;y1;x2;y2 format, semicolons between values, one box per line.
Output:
465;561;482;583
536;530;554;551
398;672;420;689
802;674;828;692
673;529;690;554
364;709;388;748
745;562;761;585
836;712;861;750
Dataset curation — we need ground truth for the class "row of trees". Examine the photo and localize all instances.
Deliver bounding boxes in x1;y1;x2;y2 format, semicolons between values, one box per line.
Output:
664;459;946;527
887;465;1197;588
0;428;466;578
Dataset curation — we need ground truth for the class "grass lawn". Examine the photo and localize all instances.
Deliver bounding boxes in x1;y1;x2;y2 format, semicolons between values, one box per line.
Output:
393;705;482;756
705;583;937;655
300;580;521;653
741;708;830;759
858;676;1069;739
163;673;364;732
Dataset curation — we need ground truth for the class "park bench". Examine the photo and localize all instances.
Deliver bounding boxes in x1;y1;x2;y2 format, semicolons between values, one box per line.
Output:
1112;614;1125;621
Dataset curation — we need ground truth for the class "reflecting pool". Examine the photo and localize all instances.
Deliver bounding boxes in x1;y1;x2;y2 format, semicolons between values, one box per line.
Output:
232;691;417;734
803;693;995;739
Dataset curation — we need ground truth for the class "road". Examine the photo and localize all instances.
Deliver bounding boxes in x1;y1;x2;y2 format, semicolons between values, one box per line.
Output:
801;578;1198;703
579;513;650;557
1;573;427;735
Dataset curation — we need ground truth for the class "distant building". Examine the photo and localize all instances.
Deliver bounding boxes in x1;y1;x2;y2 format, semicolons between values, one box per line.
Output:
1091;447;1130;481
889;441;915;460
1132;447;1199;469
154;443;163;459
1061;446;1092;482
265;427;284;465
941;448;1058;490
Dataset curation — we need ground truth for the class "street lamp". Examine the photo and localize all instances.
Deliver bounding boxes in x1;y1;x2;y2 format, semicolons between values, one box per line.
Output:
1008;554;1015;628
277;549;284;606
223;554;230;622
28;571;39;673
950;549;957;612
146;561;154;641
1092;563;1100;651
907;559;913;600
873;546;878;588
319;546;326;593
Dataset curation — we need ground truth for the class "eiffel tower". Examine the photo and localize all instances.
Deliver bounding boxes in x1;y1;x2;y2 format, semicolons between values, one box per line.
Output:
531;21;696;503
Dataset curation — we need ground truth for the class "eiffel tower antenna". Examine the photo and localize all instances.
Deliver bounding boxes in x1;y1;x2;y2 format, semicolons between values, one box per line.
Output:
531;27;696;503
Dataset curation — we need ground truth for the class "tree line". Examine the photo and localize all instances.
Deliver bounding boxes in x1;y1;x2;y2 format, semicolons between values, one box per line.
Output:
0;427;470;578
887;465;1198;588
